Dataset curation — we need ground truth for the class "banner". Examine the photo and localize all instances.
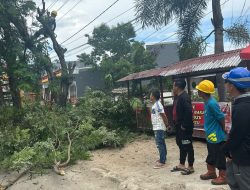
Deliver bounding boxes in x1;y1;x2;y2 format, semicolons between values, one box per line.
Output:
192;102;232;133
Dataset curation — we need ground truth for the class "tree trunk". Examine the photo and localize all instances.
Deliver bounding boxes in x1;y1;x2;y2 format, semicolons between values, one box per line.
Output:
212;0;224;54
0;84;4;106
6;57;22;109
212;0;225;101
3;24;22;109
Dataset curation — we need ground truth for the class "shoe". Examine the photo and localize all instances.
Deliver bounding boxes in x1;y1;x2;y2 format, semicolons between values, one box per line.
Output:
153;162;165;169
211;170;227;185
171;165;186;172
181;168;195;175
200;164;217;180
155;159;160;163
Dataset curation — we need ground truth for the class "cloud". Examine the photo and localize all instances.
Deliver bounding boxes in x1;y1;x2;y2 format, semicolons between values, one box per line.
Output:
32;0;250;61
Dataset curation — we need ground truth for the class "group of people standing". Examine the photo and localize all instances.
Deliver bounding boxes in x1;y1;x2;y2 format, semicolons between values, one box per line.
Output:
150;67;250;190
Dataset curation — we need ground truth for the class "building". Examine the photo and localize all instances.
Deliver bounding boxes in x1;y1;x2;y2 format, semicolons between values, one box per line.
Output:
146;42;179;68
42;61;105;102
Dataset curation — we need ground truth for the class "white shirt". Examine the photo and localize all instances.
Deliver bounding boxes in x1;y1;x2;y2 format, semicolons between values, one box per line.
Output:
151;101;166;131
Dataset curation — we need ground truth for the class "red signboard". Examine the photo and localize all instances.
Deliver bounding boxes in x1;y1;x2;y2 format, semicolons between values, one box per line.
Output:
219;102;232;134
192;102;204;127
192;102;232;138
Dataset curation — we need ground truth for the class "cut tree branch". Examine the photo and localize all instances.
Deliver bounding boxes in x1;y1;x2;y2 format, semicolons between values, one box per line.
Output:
53;132;72;176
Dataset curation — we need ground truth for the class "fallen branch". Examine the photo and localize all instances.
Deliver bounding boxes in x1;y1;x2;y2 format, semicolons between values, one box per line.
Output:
2;167;32;190
53;132;72;176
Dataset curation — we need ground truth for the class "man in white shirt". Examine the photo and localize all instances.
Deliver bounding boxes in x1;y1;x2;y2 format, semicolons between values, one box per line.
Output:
150;89;169;169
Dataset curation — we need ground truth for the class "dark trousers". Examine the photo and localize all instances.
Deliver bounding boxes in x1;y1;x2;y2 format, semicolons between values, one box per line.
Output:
206;142;226;170
176;126;194;166
226;161;250;190
154;130;167;164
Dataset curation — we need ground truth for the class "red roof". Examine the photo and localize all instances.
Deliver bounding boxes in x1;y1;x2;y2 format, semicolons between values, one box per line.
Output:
118;49;241;82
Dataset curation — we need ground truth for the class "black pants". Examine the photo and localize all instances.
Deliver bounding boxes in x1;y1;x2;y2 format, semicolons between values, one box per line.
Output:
206;142;226;170
226;161;250;190
176;125;194;166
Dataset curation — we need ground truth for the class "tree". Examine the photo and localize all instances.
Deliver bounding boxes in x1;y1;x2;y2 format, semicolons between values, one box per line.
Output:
0;0;41;108
78;23;156;89
0;0;75;107
135;0;250;100
86;23;136;61
135;0;250;57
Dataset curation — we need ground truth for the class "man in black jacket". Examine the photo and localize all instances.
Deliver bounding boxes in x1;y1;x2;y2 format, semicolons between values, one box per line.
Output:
222;67;250;190
171;79;195;175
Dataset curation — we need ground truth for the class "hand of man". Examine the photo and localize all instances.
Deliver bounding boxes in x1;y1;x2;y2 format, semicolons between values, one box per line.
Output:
226;157;232;163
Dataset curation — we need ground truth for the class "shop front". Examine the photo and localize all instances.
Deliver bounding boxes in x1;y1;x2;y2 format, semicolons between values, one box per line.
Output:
118;49;247;138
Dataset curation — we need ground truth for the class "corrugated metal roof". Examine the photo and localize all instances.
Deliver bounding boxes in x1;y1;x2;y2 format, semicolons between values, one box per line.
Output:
161;49;241;77
117;67;163;82
118;49;241;82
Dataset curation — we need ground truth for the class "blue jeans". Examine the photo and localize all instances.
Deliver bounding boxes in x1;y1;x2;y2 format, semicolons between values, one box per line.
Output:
154;130;167;164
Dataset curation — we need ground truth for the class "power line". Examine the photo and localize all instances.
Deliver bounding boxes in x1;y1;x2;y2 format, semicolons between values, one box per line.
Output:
157;33;178;44
65;46;92;59
62;18;137;52
66;43;89;54
51;44;91;60
60;0;120;45
139;0;230;54
47;0;59;10
135;26;143;33
38;1;43;7
106;6;134;24
50;43;88;58
63;17;137;48
62;6;135;46
138;0;230;43
141;22;175;41
240;0;247;17
57;0;70;12
50;18;138;58
57;0;83;23
50;7;136;55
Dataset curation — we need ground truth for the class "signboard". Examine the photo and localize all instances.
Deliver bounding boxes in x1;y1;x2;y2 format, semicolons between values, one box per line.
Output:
192;102;232;137
219;102;232;134
192;102;204;127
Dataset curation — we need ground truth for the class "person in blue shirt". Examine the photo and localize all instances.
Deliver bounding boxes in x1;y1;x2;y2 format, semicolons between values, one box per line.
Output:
196;80;227;185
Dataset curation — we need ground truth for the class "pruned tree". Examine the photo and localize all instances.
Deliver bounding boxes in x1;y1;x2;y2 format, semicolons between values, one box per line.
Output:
35;0;76;106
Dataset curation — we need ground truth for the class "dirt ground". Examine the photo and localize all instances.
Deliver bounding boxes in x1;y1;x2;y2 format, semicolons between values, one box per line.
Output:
0;136;230;190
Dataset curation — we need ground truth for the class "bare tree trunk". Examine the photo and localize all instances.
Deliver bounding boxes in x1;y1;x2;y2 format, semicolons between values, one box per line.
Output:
212;0;225;101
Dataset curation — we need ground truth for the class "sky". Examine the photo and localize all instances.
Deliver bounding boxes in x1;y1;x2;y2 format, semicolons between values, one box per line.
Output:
32;0;250;62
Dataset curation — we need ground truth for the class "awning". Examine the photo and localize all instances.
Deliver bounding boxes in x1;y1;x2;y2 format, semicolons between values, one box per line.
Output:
240;45;250;60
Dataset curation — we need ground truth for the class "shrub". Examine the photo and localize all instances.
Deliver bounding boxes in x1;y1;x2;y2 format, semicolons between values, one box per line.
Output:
0;90;136;172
